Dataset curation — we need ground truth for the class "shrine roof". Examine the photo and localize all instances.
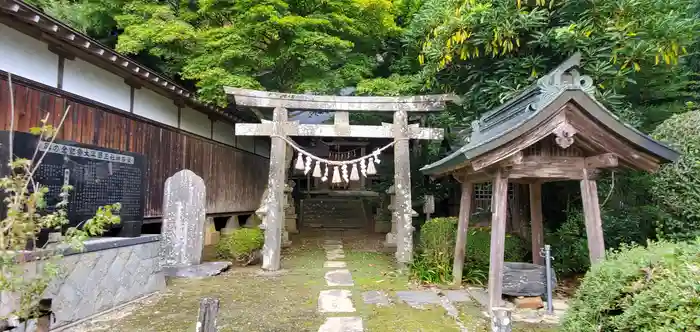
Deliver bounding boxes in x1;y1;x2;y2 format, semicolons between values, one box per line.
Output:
420;53;680;177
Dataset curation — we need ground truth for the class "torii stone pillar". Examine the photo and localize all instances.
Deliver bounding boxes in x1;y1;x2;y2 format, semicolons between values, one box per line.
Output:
393;110;414;264
258;107;287;271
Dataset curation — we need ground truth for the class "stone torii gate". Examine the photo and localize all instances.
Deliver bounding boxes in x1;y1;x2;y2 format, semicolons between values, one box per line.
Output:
225;87;458;271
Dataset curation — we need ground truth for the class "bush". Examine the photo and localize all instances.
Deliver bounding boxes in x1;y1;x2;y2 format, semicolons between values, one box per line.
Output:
215;228;264;265
562;239;700;331
652;110;700;240
411;217;527;284
547;210;591;275
547;205;666;276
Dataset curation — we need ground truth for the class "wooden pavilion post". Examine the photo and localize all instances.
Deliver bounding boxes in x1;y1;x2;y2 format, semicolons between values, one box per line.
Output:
529;181;544;265
452;177;474;284
261;107;287;271
394;110;413;265
580;169;605;263
488;169;509;309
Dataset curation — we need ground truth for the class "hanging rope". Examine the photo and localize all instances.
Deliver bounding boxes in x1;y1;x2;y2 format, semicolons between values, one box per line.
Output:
275;135;406;183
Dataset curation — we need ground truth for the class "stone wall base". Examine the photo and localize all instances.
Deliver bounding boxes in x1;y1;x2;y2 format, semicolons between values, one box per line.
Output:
1;236;165;331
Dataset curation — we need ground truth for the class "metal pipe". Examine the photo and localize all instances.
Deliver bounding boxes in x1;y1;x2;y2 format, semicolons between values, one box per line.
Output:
544;244;553;314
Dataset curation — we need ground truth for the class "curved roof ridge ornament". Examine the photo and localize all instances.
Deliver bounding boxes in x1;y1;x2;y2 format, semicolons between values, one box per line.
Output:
533;52;596;110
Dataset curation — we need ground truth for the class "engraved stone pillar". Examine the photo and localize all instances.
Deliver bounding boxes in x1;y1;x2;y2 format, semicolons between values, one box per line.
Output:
160;169;206;268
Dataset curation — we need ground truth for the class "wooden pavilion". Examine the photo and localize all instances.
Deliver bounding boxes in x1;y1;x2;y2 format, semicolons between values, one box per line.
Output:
420;53;680;309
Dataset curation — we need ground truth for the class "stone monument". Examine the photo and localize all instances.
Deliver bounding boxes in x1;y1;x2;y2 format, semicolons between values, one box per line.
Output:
160;169;206;268
161;170;232;278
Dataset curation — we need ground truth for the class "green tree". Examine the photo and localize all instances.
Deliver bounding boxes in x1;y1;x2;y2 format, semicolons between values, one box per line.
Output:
411;0;699;128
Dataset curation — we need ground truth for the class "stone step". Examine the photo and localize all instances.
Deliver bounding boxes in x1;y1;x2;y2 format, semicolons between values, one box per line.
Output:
301;198;367;229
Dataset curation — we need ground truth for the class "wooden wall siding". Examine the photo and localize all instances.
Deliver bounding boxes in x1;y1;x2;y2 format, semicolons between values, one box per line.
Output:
0;78;268;217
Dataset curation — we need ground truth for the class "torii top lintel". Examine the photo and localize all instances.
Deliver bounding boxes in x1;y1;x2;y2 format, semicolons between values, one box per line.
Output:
225;87;460;112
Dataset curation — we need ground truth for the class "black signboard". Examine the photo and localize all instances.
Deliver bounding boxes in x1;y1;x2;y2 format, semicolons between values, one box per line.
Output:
0;131;145;237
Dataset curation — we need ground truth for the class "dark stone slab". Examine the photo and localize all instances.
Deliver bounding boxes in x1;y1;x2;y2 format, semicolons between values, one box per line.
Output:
163;261;232;278
502;262;556;297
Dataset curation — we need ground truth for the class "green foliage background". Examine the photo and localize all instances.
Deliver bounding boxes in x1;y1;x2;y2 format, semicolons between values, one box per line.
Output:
651;109;700;240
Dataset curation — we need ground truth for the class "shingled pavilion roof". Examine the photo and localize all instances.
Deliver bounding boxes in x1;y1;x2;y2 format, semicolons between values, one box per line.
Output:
421;53;679;177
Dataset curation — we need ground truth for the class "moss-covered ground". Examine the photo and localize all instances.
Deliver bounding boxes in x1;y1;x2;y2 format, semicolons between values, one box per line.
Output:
70;230;558;332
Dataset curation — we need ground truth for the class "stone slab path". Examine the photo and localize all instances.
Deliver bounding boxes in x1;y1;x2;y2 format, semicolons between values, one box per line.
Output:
317;238;364;332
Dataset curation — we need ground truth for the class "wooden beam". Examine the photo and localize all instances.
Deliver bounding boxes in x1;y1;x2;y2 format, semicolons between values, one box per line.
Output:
506;156;586;180
488;169;509;309
452;181;474;284
225;86;458;112
510;183;522;236
580;169;605;264
502;151;524;167
235;122;444;140
529;182;544;265
585;153;618;168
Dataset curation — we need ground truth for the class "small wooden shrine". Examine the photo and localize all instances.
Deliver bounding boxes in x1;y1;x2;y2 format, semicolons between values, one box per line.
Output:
420;53;680;310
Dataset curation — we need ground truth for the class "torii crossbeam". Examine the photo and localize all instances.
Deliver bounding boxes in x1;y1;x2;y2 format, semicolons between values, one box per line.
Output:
225;87;458;271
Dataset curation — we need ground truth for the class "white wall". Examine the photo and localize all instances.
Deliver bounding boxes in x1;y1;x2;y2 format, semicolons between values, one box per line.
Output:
0;23;58;87
180;107;211;138
0;22;226;141
213;120;235;146
237;136;255;153
133;88;178;127
63;58;131;111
